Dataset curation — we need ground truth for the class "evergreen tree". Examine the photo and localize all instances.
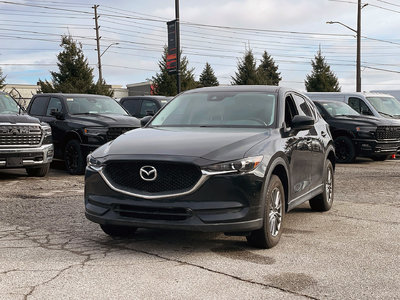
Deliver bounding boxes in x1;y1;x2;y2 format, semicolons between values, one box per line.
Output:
199;62;219;87
305;49;341;92
231;49;261;85
38;35;113;96
152;46;197;96
0;67;6;90
257;51;281;85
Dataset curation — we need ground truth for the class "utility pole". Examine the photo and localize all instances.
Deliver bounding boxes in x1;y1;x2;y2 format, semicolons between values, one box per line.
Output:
356;0;361;92
93;5;102;83
175;0;180;94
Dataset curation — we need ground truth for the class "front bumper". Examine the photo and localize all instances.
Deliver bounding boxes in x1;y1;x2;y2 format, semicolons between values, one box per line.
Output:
84;168;264;232
0;144;54;168
354;139;400;156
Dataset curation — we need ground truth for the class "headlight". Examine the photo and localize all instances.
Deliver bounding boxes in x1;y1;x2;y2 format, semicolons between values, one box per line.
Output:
41;123;52;136
356;126;376;138
202;156;263;175
87;154;104;171
83;127;108;136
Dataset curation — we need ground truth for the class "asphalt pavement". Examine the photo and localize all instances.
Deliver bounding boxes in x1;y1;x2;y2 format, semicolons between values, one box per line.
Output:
0;159;399;299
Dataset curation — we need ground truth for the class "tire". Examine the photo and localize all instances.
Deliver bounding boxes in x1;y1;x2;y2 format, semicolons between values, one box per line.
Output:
372;155;388;161
246;175;285;249
309;160;334;212
26;163;50;177
334;136;355;163
100;224;137;237
64;139;85;175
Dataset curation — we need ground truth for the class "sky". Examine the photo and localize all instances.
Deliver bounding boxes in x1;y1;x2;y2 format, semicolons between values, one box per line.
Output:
0;0;400;93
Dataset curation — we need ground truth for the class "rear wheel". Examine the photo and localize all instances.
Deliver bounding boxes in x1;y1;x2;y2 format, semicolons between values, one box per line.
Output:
334;136;355;163
26;163;50;177
100;224;137;237
246;175;285;249
309;160;334;211
64;140;85;175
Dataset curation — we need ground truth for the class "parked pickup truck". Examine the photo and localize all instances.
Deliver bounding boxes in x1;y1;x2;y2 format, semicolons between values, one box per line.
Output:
0;92;53;176
27;93;140;175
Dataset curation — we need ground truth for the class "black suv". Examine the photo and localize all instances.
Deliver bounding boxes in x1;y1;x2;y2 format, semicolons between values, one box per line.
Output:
313;100;400;162
27;94;140;174
119;96;172;118
85;86;335;249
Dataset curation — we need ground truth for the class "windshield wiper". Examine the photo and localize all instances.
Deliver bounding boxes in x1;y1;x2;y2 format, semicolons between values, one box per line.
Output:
377;111;394;118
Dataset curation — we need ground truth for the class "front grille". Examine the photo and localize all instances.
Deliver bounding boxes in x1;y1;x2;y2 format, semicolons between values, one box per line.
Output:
0;125;42;146
106;127;135;141
376;126;400;140
103;161;202;194
115;204;192;221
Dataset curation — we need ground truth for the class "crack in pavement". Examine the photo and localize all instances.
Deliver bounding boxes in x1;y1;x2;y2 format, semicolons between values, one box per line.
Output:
1;224;317;299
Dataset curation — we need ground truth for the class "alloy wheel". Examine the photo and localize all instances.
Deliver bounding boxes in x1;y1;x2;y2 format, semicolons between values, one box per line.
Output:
268;187;282;237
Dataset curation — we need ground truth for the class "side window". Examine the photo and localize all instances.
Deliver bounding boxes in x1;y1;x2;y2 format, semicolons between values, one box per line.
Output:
292;94;313;117
122;100;141;116
349;97;373;115
46;97;63;116
285;95;298;128
140;100;158;117
348;97;360;112
29;96;49;116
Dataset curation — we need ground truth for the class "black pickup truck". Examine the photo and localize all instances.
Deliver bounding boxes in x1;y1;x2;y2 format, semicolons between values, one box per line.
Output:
27;93;140;175
0;92;53;176
313;100;400;162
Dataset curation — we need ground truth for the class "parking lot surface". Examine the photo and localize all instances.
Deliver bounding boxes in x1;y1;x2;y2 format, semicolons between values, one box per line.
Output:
0;159;399;299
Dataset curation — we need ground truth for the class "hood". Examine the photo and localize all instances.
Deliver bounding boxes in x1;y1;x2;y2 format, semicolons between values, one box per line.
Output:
96;127;270;162
0;113;41;124
68;113;140;127
332;115;400;126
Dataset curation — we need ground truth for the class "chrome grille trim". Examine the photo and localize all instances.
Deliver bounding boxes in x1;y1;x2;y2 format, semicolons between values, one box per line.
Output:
0;124;42;147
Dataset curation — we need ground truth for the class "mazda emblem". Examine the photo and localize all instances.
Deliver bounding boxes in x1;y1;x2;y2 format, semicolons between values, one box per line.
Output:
139;166;157;181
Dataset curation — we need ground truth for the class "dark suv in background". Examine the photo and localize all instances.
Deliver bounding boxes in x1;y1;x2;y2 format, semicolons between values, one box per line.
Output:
27;94;140;174
119;96;172;118
313;100;400;162
85;86;335;249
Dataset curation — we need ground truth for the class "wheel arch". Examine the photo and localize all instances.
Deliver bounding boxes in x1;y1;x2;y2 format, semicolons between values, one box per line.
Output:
62;131;82;153
264;154;290;212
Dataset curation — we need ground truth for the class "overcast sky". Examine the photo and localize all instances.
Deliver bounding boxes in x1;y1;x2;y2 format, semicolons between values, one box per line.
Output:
1;0;400;92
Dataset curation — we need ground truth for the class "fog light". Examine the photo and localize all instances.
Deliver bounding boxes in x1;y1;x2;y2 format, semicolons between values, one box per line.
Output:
47;149;54;158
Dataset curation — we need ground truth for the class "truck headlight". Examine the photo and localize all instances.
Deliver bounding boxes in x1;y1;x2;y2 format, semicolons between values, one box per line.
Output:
202;156;263;175
83;127;108;136
356;126;376;138
41;123;52;144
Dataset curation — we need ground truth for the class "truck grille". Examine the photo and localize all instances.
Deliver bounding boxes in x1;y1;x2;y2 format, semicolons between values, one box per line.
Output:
0;125;42;146
103;161;202;194
376;126;400;140
106;127;136;142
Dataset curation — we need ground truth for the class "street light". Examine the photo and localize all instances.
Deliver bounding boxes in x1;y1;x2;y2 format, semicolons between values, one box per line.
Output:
96;42;119;83
100;42;119;57
326;19;361;92
327;0;367;92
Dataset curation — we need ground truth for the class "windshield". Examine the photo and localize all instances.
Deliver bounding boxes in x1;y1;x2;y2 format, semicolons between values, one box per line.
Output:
66;96;128;115
319;101;359;117
150;91;276;128
0;93;21;114
367;96;400;117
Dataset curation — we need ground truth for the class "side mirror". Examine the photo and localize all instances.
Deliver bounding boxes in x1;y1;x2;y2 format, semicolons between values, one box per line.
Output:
291;115;314;131
360;107;373;116
50;109;65;120
140;115;152;127
146;110;155;116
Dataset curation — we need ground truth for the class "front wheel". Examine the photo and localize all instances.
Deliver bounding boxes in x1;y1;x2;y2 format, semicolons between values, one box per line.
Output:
64;140;85;175
309;160;334;212
334;136;355;163
246;175;285;249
